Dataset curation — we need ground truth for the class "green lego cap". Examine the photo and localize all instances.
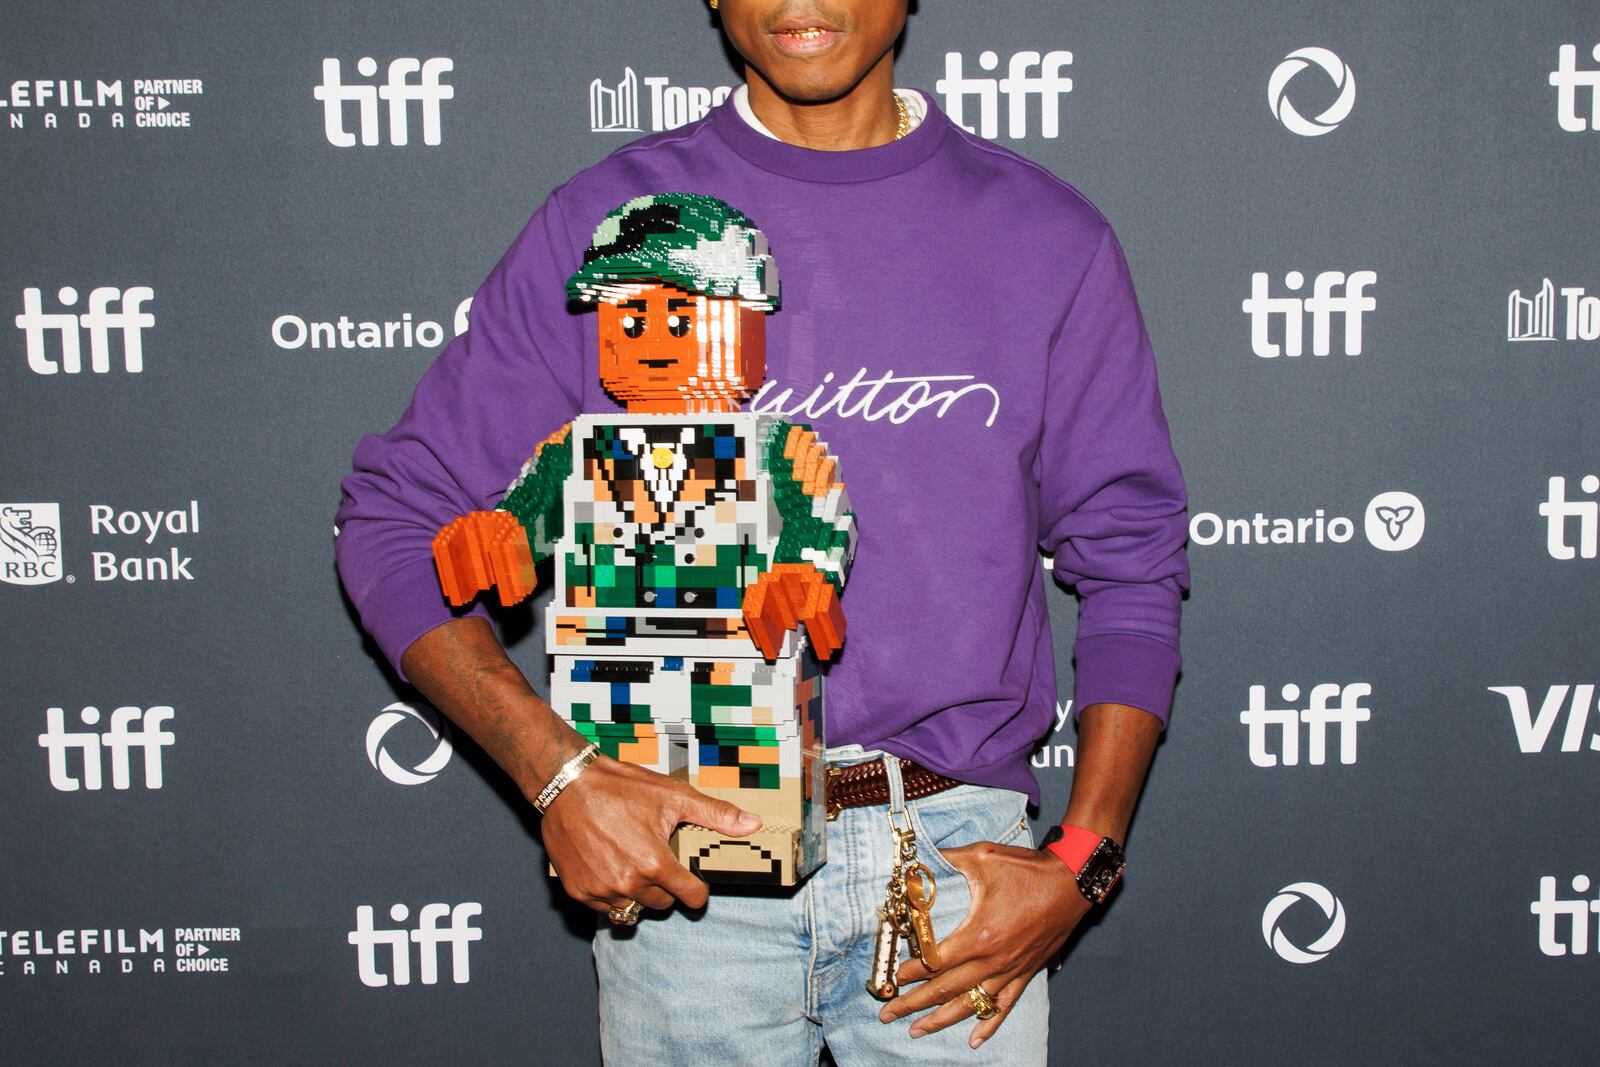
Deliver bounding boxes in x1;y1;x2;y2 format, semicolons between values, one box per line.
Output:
566;193;780;310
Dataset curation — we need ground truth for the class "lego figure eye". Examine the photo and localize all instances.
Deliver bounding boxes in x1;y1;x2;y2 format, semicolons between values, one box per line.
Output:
622;314;645;338
667;314;690;338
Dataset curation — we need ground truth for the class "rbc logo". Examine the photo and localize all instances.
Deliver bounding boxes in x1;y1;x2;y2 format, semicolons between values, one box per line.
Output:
15;286;154;374
1550;44;1600;132
0;503;61;586
366;702;453;786
1242;270;1377;357
1241;683;1371;767
348;902;483;987
37;706;176;791
315;57;454;147
935;50;1073;139
1262;882;1347;964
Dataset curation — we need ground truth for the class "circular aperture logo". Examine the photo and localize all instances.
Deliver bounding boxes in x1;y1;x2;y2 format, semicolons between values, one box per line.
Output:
1269;47;1356;136
1262;881;1347;963
366;701;453;785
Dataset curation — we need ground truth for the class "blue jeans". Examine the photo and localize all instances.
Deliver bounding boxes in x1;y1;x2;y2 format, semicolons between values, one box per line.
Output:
593;747;1048;1065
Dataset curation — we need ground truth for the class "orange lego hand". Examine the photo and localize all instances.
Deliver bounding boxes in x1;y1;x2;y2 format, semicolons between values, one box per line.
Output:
741;563;847;662
432;510;536;608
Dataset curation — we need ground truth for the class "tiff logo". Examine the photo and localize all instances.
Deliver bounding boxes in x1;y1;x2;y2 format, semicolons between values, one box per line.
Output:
935;50;1073;139
1242;271;1377;358
38;706;175;791
315;57;454;147
1531;876;1600;956
16;286;154;375
1241;683;1371;767
348;903;482;987
1550;44;1600;132
1488;685;1599;753
1540;475;1598;560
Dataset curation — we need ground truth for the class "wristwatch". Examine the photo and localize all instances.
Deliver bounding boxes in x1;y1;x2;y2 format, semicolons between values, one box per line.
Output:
1040;824;1125;905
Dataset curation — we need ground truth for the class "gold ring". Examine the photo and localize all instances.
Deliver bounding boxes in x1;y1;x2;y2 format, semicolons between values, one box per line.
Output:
606;900;643;926
966;984;1000;1020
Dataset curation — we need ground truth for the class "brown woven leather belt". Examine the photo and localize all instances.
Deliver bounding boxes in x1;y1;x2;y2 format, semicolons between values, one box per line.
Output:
824;757;963;819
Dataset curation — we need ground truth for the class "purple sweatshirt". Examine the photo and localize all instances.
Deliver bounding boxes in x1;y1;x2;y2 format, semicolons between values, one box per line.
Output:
335;91;1189;803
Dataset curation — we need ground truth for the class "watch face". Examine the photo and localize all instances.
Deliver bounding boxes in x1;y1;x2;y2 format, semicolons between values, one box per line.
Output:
1078;839;1126;904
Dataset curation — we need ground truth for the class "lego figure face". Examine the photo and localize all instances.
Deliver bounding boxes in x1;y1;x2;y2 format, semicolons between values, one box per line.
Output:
597;282;767;412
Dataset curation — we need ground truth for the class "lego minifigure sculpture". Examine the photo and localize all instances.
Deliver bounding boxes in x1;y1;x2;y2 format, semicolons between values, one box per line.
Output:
432;194;856;886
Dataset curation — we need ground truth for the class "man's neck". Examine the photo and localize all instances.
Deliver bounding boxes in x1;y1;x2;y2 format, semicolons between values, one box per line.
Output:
743;57;899;151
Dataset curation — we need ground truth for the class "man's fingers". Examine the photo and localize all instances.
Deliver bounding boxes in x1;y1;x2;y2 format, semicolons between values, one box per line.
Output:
651;855;712;910
968;974;1028;1048
635;886;676;911
880;961;989;1021
676;789;762;838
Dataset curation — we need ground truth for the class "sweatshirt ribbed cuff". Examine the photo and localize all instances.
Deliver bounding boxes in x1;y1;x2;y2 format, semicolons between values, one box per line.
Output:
1072;632;1181;727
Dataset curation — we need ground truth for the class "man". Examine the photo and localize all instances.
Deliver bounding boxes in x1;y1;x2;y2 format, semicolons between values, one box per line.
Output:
335;1;1188;1062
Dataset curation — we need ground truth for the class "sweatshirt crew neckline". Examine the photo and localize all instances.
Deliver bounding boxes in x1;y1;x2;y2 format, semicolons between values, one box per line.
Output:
709;87;948;184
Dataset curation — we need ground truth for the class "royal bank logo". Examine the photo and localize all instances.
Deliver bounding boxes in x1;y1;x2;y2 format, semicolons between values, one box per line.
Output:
0;77;205;132
1269;47;1356;136
1551;44;1600;133
1487;685;1599;754
1541;475;1598;560
366;702;453;786
15;286;155;374
1262;882;1346;964
1241;684;1371;768
1190;491;1424;551
588;68;732;133
1243;270;1377;358
1509;280;1600;342
315;57;454;146
935;50;1073;140
1;503;61;586
349;902;482;987
38;706;176;792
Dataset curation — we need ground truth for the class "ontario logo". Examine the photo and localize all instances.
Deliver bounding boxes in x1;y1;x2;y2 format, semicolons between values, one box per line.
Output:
1;503;62;586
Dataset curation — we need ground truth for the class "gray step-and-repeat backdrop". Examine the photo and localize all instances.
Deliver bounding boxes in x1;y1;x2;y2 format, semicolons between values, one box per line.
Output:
4;1;1596;1063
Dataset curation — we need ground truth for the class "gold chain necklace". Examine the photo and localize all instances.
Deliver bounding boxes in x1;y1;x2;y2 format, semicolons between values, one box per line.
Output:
893;92;910;140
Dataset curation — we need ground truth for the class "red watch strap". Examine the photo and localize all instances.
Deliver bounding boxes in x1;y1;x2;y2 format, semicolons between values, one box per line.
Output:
1045;824;1105;874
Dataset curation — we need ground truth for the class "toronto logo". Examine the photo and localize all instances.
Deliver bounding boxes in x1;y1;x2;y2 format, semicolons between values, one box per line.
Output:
1262;881;1347;964
1269;47;1356;137
0;503;62;585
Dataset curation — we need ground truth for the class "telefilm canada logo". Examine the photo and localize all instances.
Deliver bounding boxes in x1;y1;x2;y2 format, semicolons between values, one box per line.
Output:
1487;685;1598;755
935;50;1073;140
1262;882;1346;964
589;68;733;133
1268;47;1356;136
349;903;482;987
15;285;155;375
1241;684;1371;768
0;76;204;132
1189;491;1424;551
1508;279;1600;342
367;702;454;785
316;57;454;146
1551;43;1600;133
1243;270;1377;358
0;925;243;977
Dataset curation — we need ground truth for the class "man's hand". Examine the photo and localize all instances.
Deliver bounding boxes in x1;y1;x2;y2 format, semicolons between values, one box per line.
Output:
879;843;1087;1048
541;757;763;914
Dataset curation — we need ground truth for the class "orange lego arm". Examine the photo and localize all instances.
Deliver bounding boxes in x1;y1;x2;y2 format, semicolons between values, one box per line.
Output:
432;510;536;608
741;563;847;662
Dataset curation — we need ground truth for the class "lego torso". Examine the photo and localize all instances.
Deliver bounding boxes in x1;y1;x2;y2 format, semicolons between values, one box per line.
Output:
547;412;796;658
